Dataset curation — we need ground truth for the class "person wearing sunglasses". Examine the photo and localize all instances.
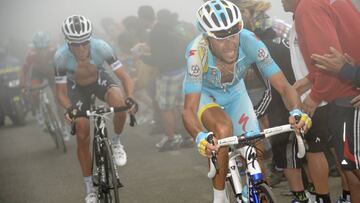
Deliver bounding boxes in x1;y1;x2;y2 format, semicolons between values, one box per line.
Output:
182;1;312;202
54;15;138;203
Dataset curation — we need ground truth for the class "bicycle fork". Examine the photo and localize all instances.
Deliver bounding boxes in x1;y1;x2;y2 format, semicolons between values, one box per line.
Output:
229;146;264;203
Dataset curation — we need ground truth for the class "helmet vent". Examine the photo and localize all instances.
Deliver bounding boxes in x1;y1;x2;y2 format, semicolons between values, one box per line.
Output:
211;13;220;27
214;4;221;10
234;7;239;19
205;5;211;13
220;13;227;26
226;8;233;21
203;16;212;28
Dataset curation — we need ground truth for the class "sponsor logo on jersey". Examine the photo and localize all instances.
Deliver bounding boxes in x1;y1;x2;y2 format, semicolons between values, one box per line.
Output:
257;48;269;61
188;50;196;57
189;64;201;77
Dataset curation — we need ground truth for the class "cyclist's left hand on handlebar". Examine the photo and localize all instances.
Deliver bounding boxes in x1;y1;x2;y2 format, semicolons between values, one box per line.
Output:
65;107;77;124
289;109;312;133
125;97;138;114
196;132;218;157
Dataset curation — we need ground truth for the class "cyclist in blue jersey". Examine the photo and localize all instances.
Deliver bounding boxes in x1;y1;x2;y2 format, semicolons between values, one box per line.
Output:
182;1;312;202
54;15;138;203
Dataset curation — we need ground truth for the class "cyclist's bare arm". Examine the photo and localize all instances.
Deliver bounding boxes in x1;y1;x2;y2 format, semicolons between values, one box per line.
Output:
56;83;72;110
182;93;203;139
113;68;134;98
269;72;301;112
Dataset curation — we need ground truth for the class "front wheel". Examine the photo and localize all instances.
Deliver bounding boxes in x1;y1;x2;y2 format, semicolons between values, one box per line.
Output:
225;178;242;203
101;140;120;203
253;183;276;203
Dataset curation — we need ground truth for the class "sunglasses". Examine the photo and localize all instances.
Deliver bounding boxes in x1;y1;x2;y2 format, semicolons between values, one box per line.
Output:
207;22;243;40
70;40;90;47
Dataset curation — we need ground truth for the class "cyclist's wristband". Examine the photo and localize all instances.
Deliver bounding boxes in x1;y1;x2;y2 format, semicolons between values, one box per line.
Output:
289;108;302;117
195;131;209;146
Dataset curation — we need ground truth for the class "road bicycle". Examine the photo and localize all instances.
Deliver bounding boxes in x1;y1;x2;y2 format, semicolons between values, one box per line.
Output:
72;102;136;203
30;81;66;152
207;124;306;203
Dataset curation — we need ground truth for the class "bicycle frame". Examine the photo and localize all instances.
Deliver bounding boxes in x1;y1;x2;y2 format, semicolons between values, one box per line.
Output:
227;145;264;203
208;124;305;203
90;108;121;186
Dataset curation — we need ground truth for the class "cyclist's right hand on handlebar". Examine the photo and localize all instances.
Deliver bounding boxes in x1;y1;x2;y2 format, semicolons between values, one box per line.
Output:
195;132;217;157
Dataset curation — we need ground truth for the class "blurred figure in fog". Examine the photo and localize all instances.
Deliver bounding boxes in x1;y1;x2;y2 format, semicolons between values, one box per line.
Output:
0;47;21;127
140;9;193;151
100;17;122;53
137;5;156;36
21;32;69;139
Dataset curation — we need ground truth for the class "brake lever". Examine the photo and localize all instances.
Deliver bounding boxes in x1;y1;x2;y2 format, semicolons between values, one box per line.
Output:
206;134;218;171
129;114;137;127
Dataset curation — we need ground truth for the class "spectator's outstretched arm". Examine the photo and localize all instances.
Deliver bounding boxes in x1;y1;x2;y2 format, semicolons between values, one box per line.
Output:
311;47;360;88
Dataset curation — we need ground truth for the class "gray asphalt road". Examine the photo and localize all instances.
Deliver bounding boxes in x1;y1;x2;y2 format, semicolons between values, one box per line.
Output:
0;117;341;203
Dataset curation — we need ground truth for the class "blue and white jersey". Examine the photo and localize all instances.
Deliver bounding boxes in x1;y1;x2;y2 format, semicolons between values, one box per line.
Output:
184;29;282;135
54;38;122;84
183;29;280;95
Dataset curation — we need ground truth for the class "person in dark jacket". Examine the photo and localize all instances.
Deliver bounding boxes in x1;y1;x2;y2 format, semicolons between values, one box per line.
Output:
142;9;192;151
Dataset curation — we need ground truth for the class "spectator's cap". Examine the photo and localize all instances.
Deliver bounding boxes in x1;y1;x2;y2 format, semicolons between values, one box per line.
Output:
197;0;243;39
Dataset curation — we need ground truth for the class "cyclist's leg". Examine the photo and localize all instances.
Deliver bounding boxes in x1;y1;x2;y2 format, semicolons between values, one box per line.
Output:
96;71;128;166
75;117;92;176
96;71;126;135
104;86;126;134
67;80;94;193
31;78;42;110
200;105;232;190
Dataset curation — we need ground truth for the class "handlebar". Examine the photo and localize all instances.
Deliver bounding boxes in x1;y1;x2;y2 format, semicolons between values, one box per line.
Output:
207;124;306;179
70;105;136;135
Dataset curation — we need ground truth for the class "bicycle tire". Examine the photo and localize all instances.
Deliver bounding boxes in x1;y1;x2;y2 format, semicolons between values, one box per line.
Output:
253;182;276;203
102;140;120;203
225;178;242;203
46;104;66;152
42;104;59;149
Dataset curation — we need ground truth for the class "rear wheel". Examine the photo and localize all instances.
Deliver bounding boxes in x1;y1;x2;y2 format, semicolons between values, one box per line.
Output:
42;104;59;149
46;104;66;152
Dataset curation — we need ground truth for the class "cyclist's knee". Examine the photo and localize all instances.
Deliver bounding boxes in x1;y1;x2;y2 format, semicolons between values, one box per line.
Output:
105;87;124;106
75;119;90;140
213;122;232;139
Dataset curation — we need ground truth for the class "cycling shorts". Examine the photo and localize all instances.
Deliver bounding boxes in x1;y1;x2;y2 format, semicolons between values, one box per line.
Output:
67;71;118;117
197;81;260;137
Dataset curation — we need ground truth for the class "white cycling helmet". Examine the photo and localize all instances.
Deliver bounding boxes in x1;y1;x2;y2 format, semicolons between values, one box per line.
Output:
32;32;50;49
197;0;243;39
62;15;92;44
